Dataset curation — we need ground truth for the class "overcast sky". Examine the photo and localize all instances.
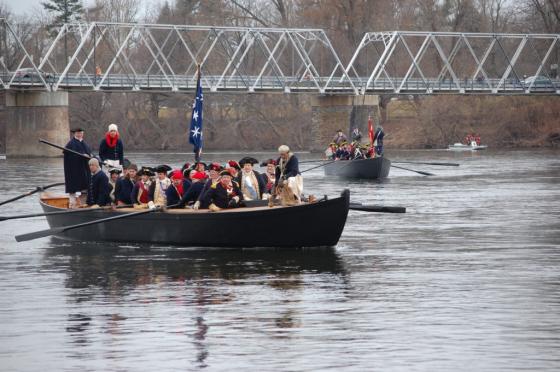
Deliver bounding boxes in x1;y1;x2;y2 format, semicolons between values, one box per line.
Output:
4;0;92;16
4;0;160;16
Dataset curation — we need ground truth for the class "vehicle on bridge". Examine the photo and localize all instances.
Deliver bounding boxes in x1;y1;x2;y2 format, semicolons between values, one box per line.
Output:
522;75;555;89
12;68;53;82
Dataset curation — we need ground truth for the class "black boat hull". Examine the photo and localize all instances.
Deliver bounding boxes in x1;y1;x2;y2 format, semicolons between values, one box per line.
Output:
323;157;391;179
40;190;350;248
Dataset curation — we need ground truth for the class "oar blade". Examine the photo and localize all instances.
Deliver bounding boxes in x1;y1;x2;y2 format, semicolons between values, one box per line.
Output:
349;203;406;213
15;227;64;242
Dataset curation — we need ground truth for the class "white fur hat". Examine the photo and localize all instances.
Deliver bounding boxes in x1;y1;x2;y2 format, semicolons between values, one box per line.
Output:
108;123;118;132
278;145;290;153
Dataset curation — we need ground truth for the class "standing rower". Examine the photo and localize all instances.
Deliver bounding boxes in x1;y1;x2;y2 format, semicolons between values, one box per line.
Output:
64;127;92;208
275;145;302;203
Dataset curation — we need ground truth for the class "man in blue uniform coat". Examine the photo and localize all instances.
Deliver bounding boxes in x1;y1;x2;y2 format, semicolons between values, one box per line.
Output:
179;171;206;207
274;145;299;188
115;163;137;205
86;158;111;206
202;170;243;209
64;127;92;207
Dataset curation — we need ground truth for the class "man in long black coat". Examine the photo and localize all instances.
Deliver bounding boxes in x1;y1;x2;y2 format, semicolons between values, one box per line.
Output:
63;128;92;206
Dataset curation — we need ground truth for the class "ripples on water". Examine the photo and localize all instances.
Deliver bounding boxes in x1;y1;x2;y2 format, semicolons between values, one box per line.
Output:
1;149;559;371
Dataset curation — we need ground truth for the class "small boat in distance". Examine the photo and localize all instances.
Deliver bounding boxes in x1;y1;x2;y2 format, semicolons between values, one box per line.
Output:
323;157;391;179
36;190;351;248
448;140;488;151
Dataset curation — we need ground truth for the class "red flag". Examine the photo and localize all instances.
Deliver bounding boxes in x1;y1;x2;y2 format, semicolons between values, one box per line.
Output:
368;116;374;146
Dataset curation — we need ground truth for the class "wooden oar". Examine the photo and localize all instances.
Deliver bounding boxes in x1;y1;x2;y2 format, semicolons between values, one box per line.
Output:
0;204;133;222
393;161;459;166
0;182;64;207
391;164;434;176
39;139;117;169
349;203;406;213
300;160;338;173
299;159;329;164
15;204;176;242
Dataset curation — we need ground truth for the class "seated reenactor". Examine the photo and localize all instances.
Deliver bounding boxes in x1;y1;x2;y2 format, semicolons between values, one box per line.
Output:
180;171;206;207
237;156;266;201
131;167;154;206
151;165;172;206
108;168;121;204
195;162;223;209
115;163;137;205
86;158;111;207
202;170;243;210
165;170;185;208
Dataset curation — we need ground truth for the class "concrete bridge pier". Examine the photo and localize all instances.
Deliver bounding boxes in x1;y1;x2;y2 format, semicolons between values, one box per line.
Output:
4;91;70;157
310;95;379;153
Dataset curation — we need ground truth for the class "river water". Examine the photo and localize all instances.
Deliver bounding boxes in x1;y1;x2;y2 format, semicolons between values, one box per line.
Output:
0;149;559;371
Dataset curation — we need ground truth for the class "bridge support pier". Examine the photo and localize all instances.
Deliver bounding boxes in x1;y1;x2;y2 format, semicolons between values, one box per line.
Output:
4;91;70;157
310;95;379;152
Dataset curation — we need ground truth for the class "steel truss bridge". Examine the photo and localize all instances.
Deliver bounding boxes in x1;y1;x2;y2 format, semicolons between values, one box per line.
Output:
1;19;559;95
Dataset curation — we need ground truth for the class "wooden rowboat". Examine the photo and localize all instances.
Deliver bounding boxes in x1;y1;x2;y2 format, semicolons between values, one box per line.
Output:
38;190;350;248
323;157;391;179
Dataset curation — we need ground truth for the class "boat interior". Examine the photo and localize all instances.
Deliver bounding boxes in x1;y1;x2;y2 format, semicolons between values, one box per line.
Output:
39;192;318;214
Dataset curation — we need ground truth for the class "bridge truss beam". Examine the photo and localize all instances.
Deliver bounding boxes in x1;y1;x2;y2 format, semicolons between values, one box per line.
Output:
1;20;357;94
345;31;560;95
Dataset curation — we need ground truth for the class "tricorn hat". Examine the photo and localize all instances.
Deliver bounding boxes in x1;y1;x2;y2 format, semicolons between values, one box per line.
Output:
220;169;233;177
191;161;207;171
260;158;276;167
70;127;85;132
108;168;122;175
154;164;172;174
138;166;155;177
239;157;259;168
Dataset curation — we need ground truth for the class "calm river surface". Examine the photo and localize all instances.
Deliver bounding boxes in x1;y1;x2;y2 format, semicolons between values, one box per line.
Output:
0;148;559;371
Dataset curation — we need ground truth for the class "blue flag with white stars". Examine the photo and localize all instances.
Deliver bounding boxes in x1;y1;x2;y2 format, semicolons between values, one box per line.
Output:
189;73;203;160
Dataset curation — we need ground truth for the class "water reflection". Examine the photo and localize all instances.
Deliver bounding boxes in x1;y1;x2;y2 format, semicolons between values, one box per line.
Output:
43;243;346;288
41;243;347;368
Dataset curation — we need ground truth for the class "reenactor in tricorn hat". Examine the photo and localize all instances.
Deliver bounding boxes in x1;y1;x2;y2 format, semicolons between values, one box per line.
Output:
131;166;154;206
193;162;222;210
202;170;244;211
260;159;276;196
151;165;172;206
236;157;266;201
64;127;92;208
